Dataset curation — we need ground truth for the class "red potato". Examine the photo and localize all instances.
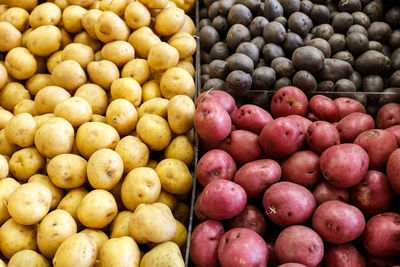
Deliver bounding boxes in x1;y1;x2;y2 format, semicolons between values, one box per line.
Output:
194;191;209;221
224;205;267;237
195;102;232;142
312;200;365;244
232;104;273;134
278;264;307;267
366;254;398;267
306;121;341;155
312;181;349;205
196;149;237;187
267;242;280;267
190;220;225;267
233;159;281;198
263;181;316;226
198;179;247;220
334;97;366;120
219;130;262;165
199;137;222;153
309;95;340;122
376;103;400;129
354;129;398;171
386;125;400;145
307;112;320;122
274;225;324;267
282;150;321;187
350;170;394;217
320;144;369;188
195;90;236;114
386;148;400;194
287;115;312;133
336;112;375;143
271;86;309;117
324;244;366;267
259;117;305;159
218;228;268;267
363;212;400;258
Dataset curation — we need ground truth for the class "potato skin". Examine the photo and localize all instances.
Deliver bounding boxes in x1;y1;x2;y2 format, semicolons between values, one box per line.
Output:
99;236;140;267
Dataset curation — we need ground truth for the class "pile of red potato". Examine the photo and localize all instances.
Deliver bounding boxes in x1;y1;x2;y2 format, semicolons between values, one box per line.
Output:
190;86;400;267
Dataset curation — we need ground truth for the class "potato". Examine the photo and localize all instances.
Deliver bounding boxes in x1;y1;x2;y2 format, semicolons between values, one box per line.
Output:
176;59;195;77
67;0;96;7
51;60;87;92
47;154;87;189
0;22;22;52
37;210;77;258
171;219;188;249
14;99;39;116
75;83;108;115
0;178;20;224
110;210;133;238
4;113;37;147
34;86;70;114
128;27;161;58
139;0;168;9
173;202;190;227
0;129;19;156
0;108;13;129
98;42;135;69
0;155;8;179
138;98;169;119
77;189;118;228
74;31;102;53
164;135;194;165
0;63;7;89
0;218;38;259
136;114;171;151
62;5;87;33
124;1;150;30
54;96;92;127
99;236;141;267
8;147;45;182
52;233;97;267
121;58;150;85
129;202;177;244
0;82;30;112
61;43;94;69
142;80;161;102
95;11;130;43
5;47;37;80
156;158;193;195
87;148;123;190
57;187;88;224
148;42;179;71
110;77;141;107
160;67;195;99
8;249;50;267
115;136;149;174
59;27;73;49
79;229;109;251
140;241;184;267
106;98;138;135
155;7;185;36
46;50;62;73
76;121;120;159
167;95;195;134
0;7;29;32
156;190;178;211
110;179;124;210
28;174;64;209
8;0;37;11
91;114;106;123
8;182;52;225
99;0;128;17
21;27;32;47
121;167;161;211
29;3;62;28
179;15;196;35
87;60;119;90
168;32;196;59
82;9;102;39
35;117;74;158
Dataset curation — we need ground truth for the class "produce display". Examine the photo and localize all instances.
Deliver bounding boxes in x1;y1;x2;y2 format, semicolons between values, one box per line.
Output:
0;0;197;266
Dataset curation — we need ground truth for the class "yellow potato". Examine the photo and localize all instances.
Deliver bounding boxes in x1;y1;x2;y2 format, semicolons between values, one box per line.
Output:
87;60;120;90
167;95;195;134
148;42;179;71
110;179;124;210
8;249;50;267
4;113;37;147
124;1;151;30
87;148;124;190
0;82;30;112
0;108;13;129
99;0;129;17
121;58;150;85
91;114;106;123
0;218;38;259
168;32;196;59
110;77;142;107
0;22;22;52
155;190;179;211
79;229;109;251
61;43;94;69
95;11;130;43
110;210;132;238
73;31;102;52
46;50;63;73
34;85;71;114
34;117;75;158
179;14;196;35
37;210;77;258
139;0;168;9
128;26;161;58
75;121;120;159
0;7;29;32
8;147;45;182
115;135;149;174
54;96;92;127
171;219;188;249
29;2;62;28
62;5;87;33
7;182;52;225
140;242;184;267
51;59;87;92
82;9;102;39
27;25;61;57
14;99;39;116
47;154;87;189
106;98;138;135
142;80;161;102
33;113;55;128
28;174;64;209
0;178;20;225
164;135;194;166
5;47;37;80
59;27;73;49
101;41;135;67
8;0;38;11
155;7;185;36
67;0;96;7
52;233;98;267
176;59;195;77
129;202;177;244
0;62;7;89
57;187;88;224
75;83;108;115
0;129;19;156
21;27;32;47
99;236;141;267
94;50;102;61
136;114;171;151
55;0;69;10
160;67;195;99
137;97;169;119
0;155;8;179
156;158;193;195
77;189;118;228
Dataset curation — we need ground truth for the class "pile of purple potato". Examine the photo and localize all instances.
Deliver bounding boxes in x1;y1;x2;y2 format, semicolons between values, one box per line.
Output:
190;86;400;266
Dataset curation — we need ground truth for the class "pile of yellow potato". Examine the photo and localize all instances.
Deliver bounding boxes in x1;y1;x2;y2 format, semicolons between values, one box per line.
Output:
0;0;197;266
